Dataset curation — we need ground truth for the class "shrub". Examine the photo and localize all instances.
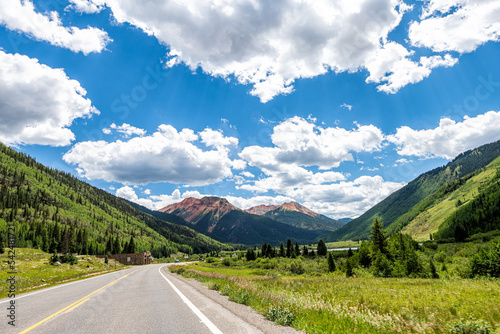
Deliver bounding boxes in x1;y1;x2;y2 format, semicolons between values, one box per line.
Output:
49;253;61;265
447;318;492;334
209;283;221;291
221;258;231;267
290;259;304;274
229;291;250;305
62;254;78;265
265;306;295;326
205;257;215;263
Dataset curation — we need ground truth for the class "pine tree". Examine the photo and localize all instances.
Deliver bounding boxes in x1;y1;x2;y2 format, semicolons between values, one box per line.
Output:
302;245;308;257
346;258;353;277
126;236;135;253
370;218;388;256
295;242;300;256
317;239;327;256
328;252;336;272
279;242;285;257
430;259;439;279
286;239;293;257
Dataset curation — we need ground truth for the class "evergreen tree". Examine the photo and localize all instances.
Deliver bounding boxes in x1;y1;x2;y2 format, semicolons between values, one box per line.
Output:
113;237;121;254
430;258;439;279
0;233;4;254
302;245;308;257
279;242;285;257
328;252;336;272
346;258;353;277
245;248;256;261
286;239;293;258
317;239;327;256
370;218;388;256
357;241;371;268
126;236;136;253
295;242;300;256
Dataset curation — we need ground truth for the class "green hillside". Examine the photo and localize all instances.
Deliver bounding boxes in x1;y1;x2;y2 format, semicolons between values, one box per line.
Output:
0;143;226;257
399;156;500;240
325;140;500;241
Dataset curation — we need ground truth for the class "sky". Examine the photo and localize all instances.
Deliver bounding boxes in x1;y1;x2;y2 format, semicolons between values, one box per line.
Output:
1;0;500;219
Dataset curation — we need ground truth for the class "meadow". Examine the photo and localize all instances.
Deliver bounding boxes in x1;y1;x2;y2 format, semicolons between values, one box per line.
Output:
0;248;126;298
171;249;500;334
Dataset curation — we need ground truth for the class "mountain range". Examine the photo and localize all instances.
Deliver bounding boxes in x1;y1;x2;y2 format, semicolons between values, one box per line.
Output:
158;197;342;245
325;139;500;242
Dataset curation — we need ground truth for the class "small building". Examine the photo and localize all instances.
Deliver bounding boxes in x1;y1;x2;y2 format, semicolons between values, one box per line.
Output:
98;251;153;265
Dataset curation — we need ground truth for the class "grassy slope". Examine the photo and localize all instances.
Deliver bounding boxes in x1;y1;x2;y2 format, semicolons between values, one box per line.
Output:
326;140;500;241
0;143;225;255
0;248;126;298
401;156;500;240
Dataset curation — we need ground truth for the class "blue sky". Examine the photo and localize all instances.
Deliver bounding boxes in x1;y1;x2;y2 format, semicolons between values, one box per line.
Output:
1;0;500;218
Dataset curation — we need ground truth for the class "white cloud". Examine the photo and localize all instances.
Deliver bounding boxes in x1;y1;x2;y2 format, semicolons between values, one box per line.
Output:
0;0;111;54
388;111;500;159
226;195;295;210
116;187;207;210
68;0;105;14
365;42;457;93
63;124;240;186
200;128;238;150
240;116;384;170
410;0;500;53
240;171;255;178
340;103;353;111
102;123;146;138
0;51;99;147
94;0;435;101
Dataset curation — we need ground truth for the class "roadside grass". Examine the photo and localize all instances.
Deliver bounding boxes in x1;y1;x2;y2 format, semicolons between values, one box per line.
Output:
0;248;127;298
171;260;500;333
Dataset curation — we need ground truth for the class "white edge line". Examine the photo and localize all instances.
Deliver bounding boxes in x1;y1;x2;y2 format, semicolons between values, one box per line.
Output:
159;265;223;334
0;267;134;305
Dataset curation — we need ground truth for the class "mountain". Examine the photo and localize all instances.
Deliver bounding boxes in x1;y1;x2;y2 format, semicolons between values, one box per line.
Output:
244;204;279;215
159;197;322;245
0;143;227;257
401;155;500;241
325;140;500;241
245;201;344;232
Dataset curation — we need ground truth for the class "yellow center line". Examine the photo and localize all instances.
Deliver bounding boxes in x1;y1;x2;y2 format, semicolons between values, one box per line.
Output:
18;267;144;334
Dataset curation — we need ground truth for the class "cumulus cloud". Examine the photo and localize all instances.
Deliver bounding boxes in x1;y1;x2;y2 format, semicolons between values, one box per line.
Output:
410;0;500;53
0;51;99;147
63;124;240;186
68;0;105;14
89;0;444;101
240;116;384;170
0;0;110;54
388;111;500;159
102;123;146;138
365;43;457;93
116;187;208;210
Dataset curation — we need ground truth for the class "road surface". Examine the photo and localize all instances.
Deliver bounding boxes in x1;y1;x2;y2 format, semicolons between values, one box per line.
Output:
1;264;299;333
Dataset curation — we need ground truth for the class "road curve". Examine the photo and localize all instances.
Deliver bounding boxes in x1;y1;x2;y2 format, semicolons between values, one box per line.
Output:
1;264;299;334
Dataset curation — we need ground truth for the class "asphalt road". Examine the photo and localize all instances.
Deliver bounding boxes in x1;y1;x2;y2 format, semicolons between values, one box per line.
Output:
0;264;297;334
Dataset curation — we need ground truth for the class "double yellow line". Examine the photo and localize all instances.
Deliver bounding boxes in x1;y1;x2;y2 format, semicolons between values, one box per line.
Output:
19;268;144;334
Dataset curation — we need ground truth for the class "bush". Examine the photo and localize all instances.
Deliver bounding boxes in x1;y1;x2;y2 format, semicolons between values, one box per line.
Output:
447;318;492;334
205;257;215;263
290;259;304;274
62;254;78;265
221;258;231;266
265;306;295;326
49;253;61;265
209;283;221;291
229;291;250;305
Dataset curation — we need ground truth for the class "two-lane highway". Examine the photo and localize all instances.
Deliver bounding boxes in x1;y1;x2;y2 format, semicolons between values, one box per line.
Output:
1;263;297;334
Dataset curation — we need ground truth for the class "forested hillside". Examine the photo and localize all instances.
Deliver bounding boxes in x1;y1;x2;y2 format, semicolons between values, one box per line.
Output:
326;140;500;241
0;143;226;257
